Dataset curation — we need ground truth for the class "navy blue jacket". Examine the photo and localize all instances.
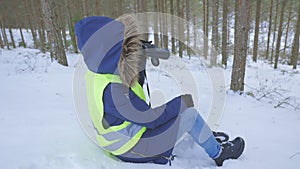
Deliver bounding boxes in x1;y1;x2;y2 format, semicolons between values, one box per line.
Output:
75;16;189;164
103;71;188;164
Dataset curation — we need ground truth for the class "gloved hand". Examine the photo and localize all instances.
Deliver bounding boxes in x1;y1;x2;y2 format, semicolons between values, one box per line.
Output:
181;94;194;108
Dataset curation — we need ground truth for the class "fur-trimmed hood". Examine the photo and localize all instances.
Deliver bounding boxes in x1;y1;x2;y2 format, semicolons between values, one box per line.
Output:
116;15;146;88
75;15;145;88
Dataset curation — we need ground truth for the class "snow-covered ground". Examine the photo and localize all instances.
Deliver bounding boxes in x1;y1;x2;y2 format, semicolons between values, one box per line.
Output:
0;46;299;169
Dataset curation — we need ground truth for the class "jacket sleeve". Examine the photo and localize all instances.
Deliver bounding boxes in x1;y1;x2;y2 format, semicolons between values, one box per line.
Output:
103;83;188;129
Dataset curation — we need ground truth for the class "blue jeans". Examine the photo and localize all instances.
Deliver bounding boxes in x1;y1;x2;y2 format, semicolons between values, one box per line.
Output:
176;108;221;159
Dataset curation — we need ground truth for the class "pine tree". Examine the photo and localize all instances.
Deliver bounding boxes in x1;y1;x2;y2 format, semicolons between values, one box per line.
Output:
274;0;286;69
283;0;293;57
253;0;262;62
271;0;279;62
222;0;229;66
211;0;219;65
291;0;300;69
203;0;209;59
266;0;274;59
41;0;68;66
231;0;251;92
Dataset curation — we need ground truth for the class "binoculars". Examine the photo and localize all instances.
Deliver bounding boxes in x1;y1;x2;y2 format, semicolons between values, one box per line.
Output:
141;40;170;66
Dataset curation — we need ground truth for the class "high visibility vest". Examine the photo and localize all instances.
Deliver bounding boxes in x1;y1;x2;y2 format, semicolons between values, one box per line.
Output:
85;70;147;156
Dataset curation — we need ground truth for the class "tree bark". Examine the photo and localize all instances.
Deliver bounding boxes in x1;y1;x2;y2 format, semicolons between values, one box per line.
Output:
266;0;274;59
158;0;163;47
192;3;197;48
186;0;191;58
8;26;16;48
222;0;229;67
19;27;26;48
253;0;262;62
203;0;208;59
283;0;292;57
142;0;149;41
15;3;26;48
163;0;168;50
0;32;3;48
0;16;10;50
291;0;300;69
81;0;87;17
211;0;219;65
154;0;159;46
271;0;279;62
95;0;100;15
57;2;68;51
24;0;38;49
170;0;176;54
31;0;46;52
65;0;78;53
41;0;68;66
274;0;286;69
118;0;123;16
231;0;251;92
177;0;183;58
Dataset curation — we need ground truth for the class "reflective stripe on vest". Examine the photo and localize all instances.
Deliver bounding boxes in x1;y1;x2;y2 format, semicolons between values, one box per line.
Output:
85;70;147;155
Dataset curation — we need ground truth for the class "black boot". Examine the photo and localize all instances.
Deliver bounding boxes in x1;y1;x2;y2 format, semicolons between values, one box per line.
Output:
213;131;229;144
214;137;245;167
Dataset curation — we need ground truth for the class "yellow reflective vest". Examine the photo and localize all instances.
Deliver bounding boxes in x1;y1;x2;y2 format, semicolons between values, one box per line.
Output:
85;70;147;155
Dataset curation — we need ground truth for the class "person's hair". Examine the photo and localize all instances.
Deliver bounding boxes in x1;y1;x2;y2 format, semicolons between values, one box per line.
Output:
116;15;145;88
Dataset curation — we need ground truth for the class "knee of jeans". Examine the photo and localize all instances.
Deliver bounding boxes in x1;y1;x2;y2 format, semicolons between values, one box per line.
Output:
179;108;199;128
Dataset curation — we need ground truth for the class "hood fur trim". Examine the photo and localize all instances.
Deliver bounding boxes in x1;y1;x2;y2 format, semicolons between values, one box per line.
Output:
116;15;145;88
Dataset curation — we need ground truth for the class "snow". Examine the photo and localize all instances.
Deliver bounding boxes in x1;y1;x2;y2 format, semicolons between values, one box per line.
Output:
1;34;300;168
1;47;299;169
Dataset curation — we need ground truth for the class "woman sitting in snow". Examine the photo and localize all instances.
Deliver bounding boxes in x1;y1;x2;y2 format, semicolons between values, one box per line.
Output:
75;15;245;167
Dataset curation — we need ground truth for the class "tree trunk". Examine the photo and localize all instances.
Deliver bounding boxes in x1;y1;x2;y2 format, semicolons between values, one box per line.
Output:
95;0;101;15
65;0;78;53
271;0;279;62
15;3;26;48
211;0;219;65
274;0;286;69
154;0;159;46
203;0;208;59
186;0;191;58
0;16;10;50
0;32;3;48
158;0;163;47
57;3;68;51
283;0;292;57
291;0;300;69
19;27;26;48
41;0;68;66
162;0;168;50
234;0;238;61
31;0;46;52
177;0;183;58
192;3;197;48
40;5;47;50
266;0;274;59
212;0;219;49
24;0;38;49
170;0;176;54
222;0;229;67
81;0;87;17
230;0;250;92
0;3;10;50
143;0;149;41
8;26;16;48
118;0;123;16
253;0;262;62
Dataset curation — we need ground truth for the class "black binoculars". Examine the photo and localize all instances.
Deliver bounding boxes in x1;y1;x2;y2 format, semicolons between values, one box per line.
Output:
141;40;170;66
